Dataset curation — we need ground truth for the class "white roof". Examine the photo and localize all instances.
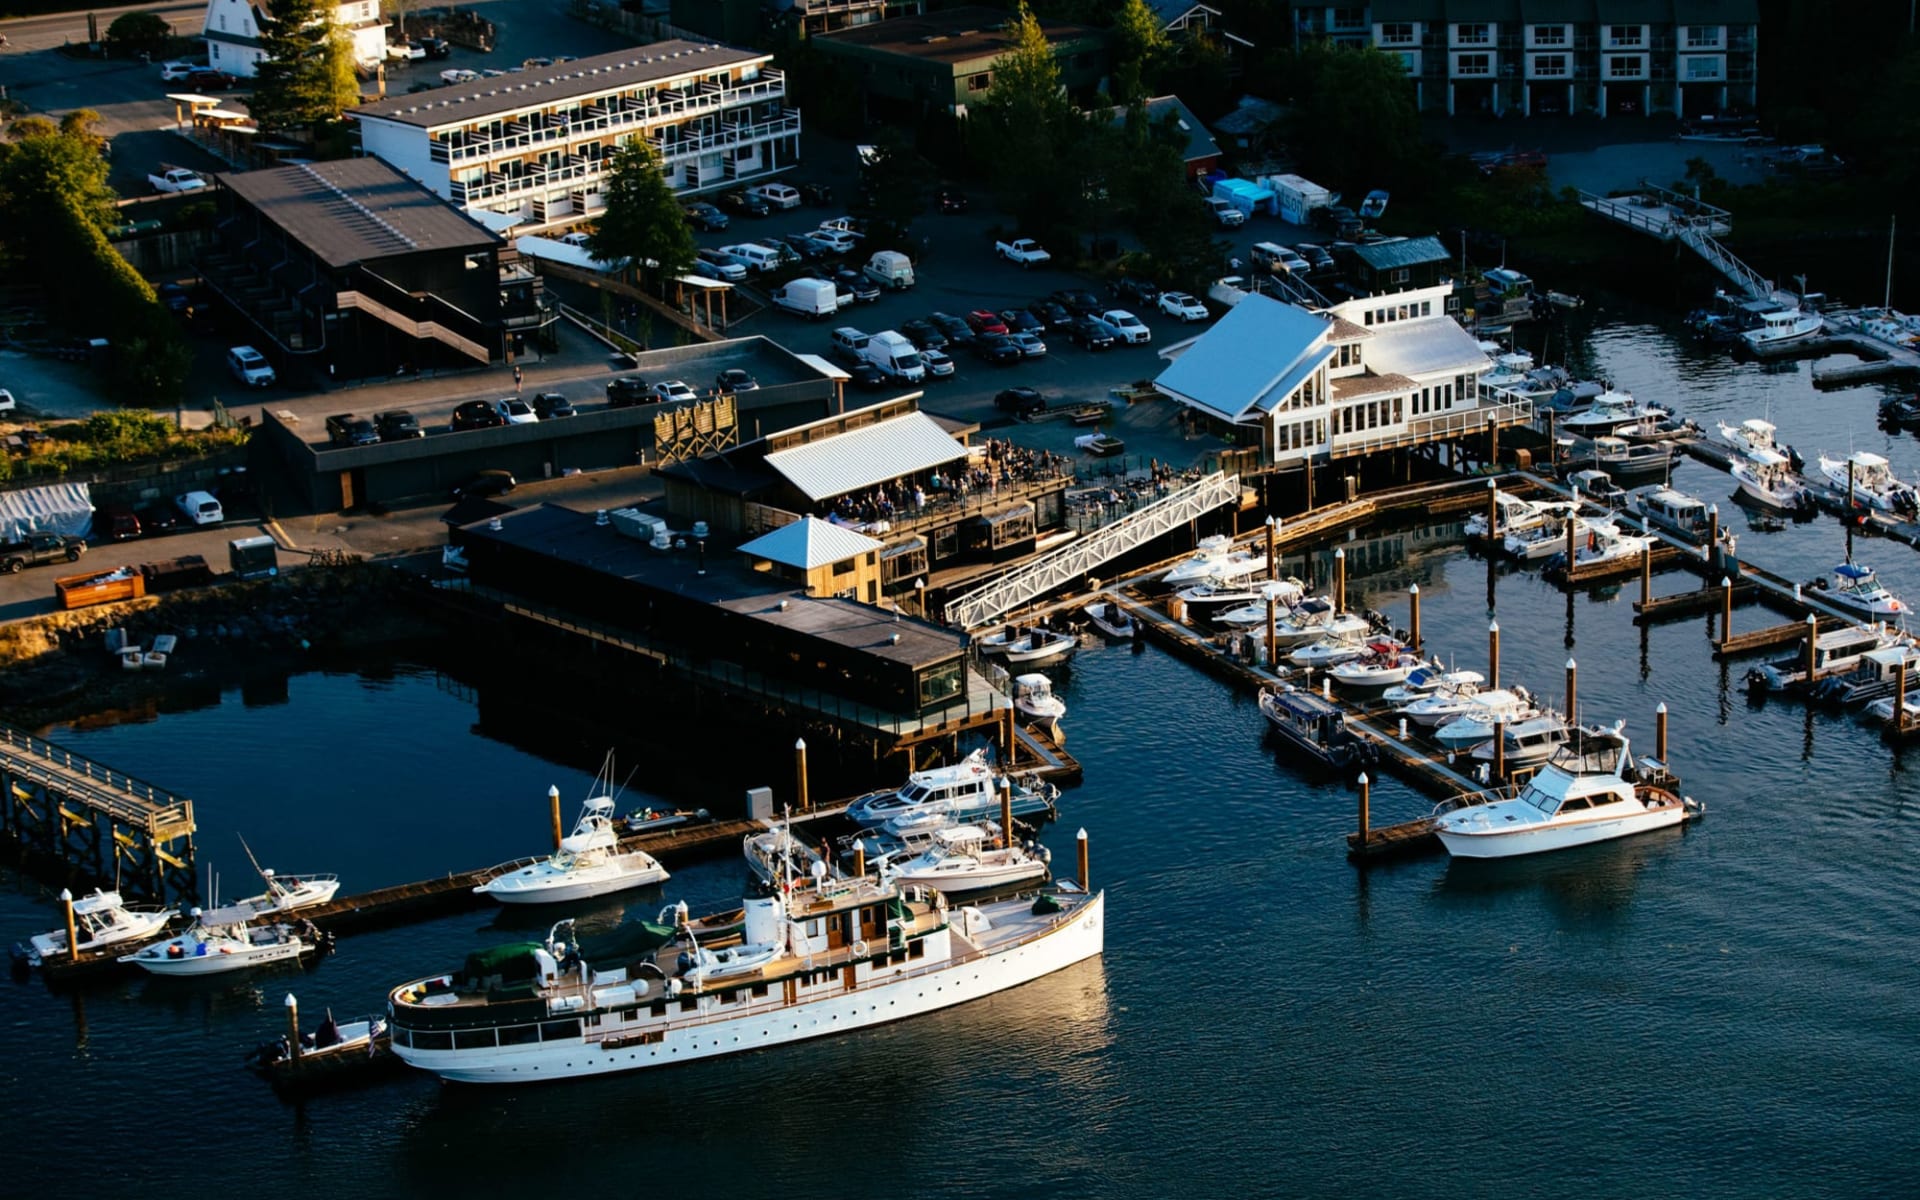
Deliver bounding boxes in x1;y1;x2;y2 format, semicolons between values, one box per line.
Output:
676;273;734;290
1358;316;1492;378
1748;447;1789;466
737;516;883;569
1852;451;1889;468
762;412;967;502
793;353;849;381
1153;293;1332;422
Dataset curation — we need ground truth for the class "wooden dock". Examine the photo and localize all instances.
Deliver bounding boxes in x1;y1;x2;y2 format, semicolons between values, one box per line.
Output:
1712;616;1843;659
1634;580;1759;622
1555;541;1684;586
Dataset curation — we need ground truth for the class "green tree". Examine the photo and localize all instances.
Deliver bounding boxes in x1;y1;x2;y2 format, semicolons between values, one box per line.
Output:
249;0;359;131
972;1;1084;239
589;141;697;289
106;11;171;50
852;127;934;252
1111;0;1170;106
1287;43;1423;190
0;112;116;232
1110;105;1220;285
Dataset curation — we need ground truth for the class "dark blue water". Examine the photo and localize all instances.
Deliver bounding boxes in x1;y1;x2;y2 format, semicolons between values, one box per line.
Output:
5;311;1920;1197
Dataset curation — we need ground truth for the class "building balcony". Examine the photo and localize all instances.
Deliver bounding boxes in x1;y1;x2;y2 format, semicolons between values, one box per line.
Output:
647;110;801;163
430;69;786;165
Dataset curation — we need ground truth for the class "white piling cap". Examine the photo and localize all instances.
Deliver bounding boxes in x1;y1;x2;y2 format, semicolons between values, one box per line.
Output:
1489;619;1500;632
59;888;71;902
1721;576;1732;587
1335;547;1345;559
284;992;297;1008
1076;827;1088;840
548;784;560;798
1566;657;1577;669
1357;772;1369;785
1409;583;1419;595
795;737;807;750
1807;613;1818;624
1657;702;1667;713
1709;503;1718;514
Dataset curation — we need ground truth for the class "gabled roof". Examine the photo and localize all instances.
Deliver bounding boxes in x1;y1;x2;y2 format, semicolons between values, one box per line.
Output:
1358;318;1492;379
762;411;968;502
1107;95;1220;165
1350;236;1451;271
1212;95;1285;135
1153;294;1332;423
1144;0;1219;25
738;516;883;570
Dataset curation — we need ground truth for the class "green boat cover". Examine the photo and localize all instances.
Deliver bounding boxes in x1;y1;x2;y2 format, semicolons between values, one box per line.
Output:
462;941;543;984
578;920;675;963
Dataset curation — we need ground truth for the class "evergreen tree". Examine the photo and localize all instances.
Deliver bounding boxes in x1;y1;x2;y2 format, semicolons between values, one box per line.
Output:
972;1;1082;237
589;141;697;288
249;0;358;131
1111;0;1170;105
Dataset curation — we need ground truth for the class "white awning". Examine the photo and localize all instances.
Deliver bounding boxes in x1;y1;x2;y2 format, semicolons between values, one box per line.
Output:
793;353;849;381
763;412;967;502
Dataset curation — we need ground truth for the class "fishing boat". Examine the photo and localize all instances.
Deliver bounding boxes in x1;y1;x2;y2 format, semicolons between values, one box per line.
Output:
1549;520;1656;575
1565;468;1630;509
1713;417;1783;459
1584;435;1677;484
385;867;1105;1083
1465;493;1575;541
1402;686;1532;731
1327;643;1423;688
1011;673;1067;721
1730;448;1815;512
1161;535;1235;585
1820;562;1907;620
1000;627;1076;666
1257;686;1377;769
1504;511;1594;561
844;749;1059;829
1740;307;1823;349
1192;577;1305;618
224;850;341;918
475;796;670;905
1264;599;1372;647
1635;489;1712;537
121;909;324;977
1807;644;1920;708
1466;713;1573;768
1435;728;1696;858
625;807;710;833
1082;599;1135;639
1864;692;1920;723
1382;665;1484;705
1537;379;1609;414
1213;580;1315;627
247;1009;399;1090
1175;581;1269;613
1746;622;1905;693
1288;634;1371;669
1818;451;1917;514
1559;390;1672;438
880;825;1050;894
1430;692;1543;748
14;889;175;968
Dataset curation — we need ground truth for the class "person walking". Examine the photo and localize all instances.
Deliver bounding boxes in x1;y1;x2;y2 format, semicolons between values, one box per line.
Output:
512;364;523;392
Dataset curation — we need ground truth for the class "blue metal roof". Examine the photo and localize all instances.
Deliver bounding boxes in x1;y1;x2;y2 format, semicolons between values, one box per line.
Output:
1154;294;1331;422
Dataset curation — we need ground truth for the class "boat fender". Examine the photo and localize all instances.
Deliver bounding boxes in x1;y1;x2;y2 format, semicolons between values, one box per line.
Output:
851;940;868;958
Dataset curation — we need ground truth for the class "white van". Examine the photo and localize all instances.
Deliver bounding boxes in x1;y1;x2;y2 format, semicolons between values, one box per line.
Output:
863;250;915;291
722;243;782;273
772;277;838;319
175;490;224;526
861;330;925;382
747;183;801;209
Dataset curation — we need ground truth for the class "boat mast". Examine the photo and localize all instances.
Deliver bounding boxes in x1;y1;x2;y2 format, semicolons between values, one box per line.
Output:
1888;215;1897;311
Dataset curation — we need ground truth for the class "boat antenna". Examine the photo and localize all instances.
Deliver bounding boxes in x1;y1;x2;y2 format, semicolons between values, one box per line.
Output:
237;833;269;886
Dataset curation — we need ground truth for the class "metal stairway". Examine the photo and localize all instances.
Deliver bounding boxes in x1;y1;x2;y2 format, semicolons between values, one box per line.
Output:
943;471;1242;630
1675;223;1775;302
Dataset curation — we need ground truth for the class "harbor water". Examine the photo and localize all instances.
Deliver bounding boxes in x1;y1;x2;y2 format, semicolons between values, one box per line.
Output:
5;301;1920;1197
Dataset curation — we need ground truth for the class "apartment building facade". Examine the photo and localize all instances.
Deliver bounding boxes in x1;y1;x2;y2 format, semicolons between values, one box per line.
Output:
351;41;799;233
1291;1;1757;119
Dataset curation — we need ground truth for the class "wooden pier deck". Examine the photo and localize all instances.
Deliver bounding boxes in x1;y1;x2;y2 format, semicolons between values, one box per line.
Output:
1634;579;1760;622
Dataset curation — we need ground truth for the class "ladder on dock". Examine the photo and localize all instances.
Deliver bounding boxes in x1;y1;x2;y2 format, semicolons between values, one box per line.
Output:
944;471;1241;630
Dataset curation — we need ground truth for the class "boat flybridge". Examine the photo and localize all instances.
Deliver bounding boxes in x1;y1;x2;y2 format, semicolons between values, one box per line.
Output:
476;795;670;905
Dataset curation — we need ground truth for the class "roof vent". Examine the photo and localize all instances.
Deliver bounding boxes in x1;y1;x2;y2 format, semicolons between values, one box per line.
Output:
890;633;900;645
779;599;789;611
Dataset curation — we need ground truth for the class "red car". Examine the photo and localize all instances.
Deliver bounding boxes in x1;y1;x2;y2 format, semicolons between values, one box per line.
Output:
966;309;1009;336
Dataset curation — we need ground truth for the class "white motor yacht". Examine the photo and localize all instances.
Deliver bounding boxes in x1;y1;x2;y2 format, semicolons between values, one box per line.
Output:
1819;451;1917;513
844;749;1059;829
1559;390;1672;438
1382;665;1484;705
1289;634;1371;669
1207;579;1308;624
1328;644;1422;688
475;796;670;905
1161;535;1235;585
1186;550;1269;587
19;889;174;966
1402;685;1530;731
1264;599;1372;647
1431;693;1542;748
1713;417;1783;459
121;908;320;976
1505;511;1595;561
1824;562;1907;620
1558;520;1656;571
1466;713;1573;768
1730;448;1813;511
1465;493;1574;541
1741;308;1823;349
1436;728;1694;858
881;825;1050;894
225;861;341;918
1011;673;1067;721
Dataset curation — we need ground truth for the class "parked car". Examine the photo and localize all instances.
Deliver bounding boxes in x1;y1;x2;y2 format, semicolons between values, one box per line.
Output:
1101;309;1151;344
796;181;835;206
377;409;425;440
175;490;224;526
96;505;142;542
1027;299;1071;328
694;249;748;283
227;345;275;387
683;202;729;231
185;69;238;91
847;360;890;390
497;396;539;425
606;375;650;407
452;469;516;500
746;183;801;210
756;237;804;267
1298;243;1336;272
921;347;956;378
966;309;1009;336
158;61;198;82
936;187;969;214
1066;314;1117;350
973;334;1023;365
810;228;858;255
1273;246;1312;275
324;413;379;447
451;399;507;431
0;531;85;572
417;37;450;59
929;312;975;345
1051;289;1105;317
1113;277;1161;305
999;308;1045;334
531;392;576;419
994;387;1047;415
715;368;759;394
649;380;698;404
1007;331;1047;358
833;267;881;304
900;318;948;351
718;189;770;218
1158;291;1209;322
781;231;834;260
135;503;181;536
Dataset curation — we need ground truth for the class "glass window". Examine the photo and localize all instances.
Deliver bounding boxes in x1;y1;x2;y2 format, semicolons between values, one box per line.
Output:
1686;25;1721;48
1456;23;1489;44
1609;25;1643;46
498;1024;539;1045
1533;24;1566;46
918;661;963;707
967;73;991;92
1535;54;1567;76
1457;53;1491;75
1609;55;1643;77
539;1019;582;1040
1684;56;1722;80
1379;21;1414;45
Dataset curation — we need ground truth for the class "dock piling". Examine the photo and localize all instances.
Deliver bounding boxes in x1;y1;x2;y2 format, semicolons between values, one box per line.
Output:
1076;828;1089;891
1721;576;1733;640
1804;614;1818;683
1485;481;1498;542
1566;658;1578;728
1494;718;1506;779
1409;584;1421;652
795;738;810;812
1357;772;1370;848
1706;505;1719;560
1265;515;1277;582
1567;510;1577;565
1656;702;1668;760
1900;658;1911;734
285;993;300;1064
60;888;76;964
1265;593;1277;668
1489;619;1501;689
1335;548;1347;614
999;776;1013;849
548;785;563;851
1640;543;1653;607
853;843;866;879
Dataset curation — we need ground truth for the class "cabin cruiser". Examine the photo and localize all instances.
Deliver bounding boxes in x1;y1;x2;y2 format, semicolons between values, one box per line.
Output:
1431;692;1543;748
1808;644;1920;708
1258;686;1376;769
1203;578;1307;623
1328;643;1423;688
1082;599;1135;639
1436;729;1695;858
1505;511;1595;561
1260;598;1372;647
385;864;1104;1083
1465;492;1575;541
1161;535;1235;585
1537;378;1609;414
1714;417;1784;460
1582;435;1676;484
880;825;1050;894
1819;451;1917;514
845;750;1059;829
1382;665;1485;705
1000;627;1077;667
1566;468;1630;509
1559;390;1672;438
1730;448;1814;511
1820;562;1907;620
1011;673;1067;721
1747;622;1905;693
1289;634;1371;669
1480;351;1571;399
1741;307;1823;349
475;796;670;905
1179;549;1269;588
1551;520;1655;573
121;908;324;976
1401;685;1531;731
15;889;174;967
1466;712;1573;768
1636;488;1712;537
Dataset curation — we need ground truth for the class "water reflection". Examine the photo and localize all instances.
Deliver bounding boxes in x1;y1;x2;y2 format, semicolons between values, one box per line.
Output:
1430;826;1689;920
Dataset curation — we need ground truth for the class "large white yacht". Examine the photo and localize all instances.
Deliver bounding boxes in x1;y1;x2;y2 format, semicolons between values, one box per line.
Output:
475;796;670;905
1435;729;1696;858
844;750;1059;829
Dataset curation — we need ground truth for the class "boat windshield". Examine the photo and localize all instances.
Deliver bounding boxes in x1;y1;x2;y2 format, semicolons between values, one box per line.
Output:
1546;736;1623;776
900;785;931;803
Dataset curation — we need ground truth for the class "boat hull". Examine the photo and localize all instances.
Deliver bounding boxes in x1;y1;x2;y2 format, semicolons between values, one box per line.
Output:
126;939;308;976
1437;806;1685;858
479;866;669;905
393;891;1105;1083
891;860;1050;893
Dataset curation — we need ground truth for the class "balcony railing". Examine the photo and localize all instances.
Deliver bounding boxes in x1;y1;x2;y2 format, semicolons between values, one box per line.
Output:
429;69;786;164
647;111;801;161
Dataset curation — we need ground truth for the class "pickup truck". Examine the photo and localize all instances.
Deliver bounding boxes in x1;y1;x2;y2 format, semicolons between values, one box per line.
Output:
149;167;208;195
995;238;1051;267
1204;197;1245;228
0;531;86;573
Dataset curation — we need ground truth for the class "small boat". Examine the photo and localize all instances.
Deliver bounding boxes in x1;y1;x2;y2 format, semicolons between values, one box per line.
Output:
1747;623;1905;692
1864;692;1920;723
1382;664;1484;705
1264;598;1372;647
1611;415;1699;445
1289;634;1370;669
1436;727;1696;858
1583;435;1677;483
1566;468;1630;509
1713;417;1783;459
1505;511;1594;561
625;807;710;833
1184;550;1270;587
1808;644;1920;708
15;889;174;967
744;826;827;886
1082;599;1135;639
1537;379;1608;413
1636;488;1712;538
845;749;1059;829
1818;451;1917;514
475;795;670;905
1730;448;1815;512
121;911;324;977
1258;686;1377;769
1328;643;1422;688
1465;493;1577;542
1820;562;1907;620
1011;672;1067;721
1213;579;1312;626
1403;686;1532;731
880;825;1050;894
1560;390;1672;438
247;1010;398;1088
1001;626;1076;666
1467;712;1573;768
1741;307;1823;349
1162;535;1235;585
226;841;341;917
1430;692;1542;747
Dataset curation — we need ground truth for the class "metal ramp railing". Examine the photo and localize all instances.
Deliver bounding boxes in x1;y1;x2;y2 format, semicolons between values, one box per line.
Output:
1674;223;1775;302
943;471;1242;630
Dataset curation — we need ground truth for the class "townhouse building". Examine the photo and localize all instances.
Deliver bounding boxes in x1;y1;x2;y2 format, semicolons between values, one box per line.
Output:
352;41;798;233
203;0;389;78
